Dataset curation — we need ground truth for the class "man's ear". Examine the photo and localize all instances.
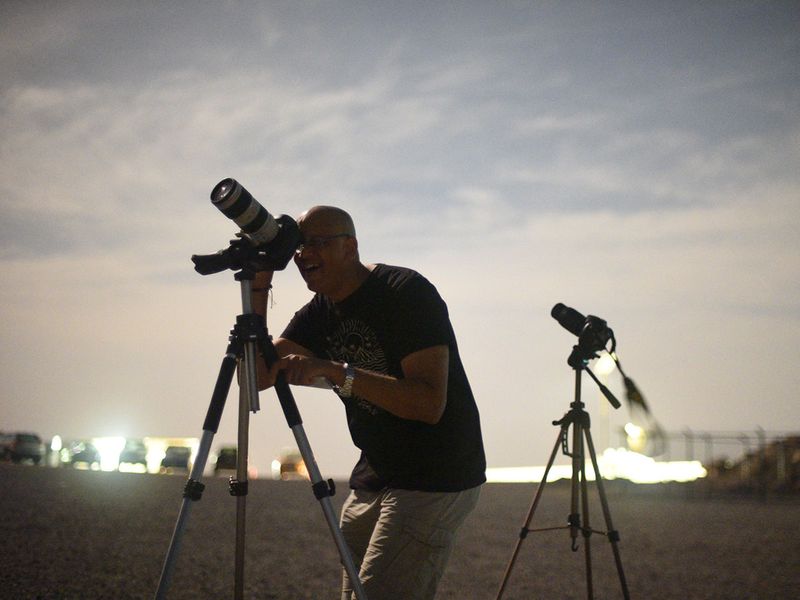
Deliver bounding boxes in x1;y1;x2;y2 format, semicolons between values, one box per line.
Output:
344;236;359;260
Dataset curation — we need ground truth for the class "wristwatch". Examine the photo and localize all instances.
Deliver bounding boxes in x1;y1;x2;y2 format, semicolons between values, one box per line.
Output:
334;363;355;398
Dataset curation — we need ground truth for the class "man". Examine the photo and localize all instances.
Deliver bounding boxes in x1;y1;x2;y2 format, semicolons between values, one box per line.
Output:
252;206;485;600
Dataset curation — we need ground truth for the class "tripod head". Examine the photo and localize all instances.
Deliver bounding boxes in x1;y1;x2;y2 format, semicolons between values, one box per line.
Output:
551;303;621;409
191;215;301;276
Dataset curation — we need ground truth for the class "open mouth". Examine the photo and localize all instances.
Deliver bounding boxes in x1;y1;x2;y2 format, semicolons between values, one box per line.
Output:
299;262;321;277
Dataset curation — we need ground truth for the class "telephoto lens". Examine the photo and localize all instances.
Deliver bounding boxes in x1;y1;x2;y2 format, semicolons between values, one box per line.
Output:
211;178;279;246
551;303;586;337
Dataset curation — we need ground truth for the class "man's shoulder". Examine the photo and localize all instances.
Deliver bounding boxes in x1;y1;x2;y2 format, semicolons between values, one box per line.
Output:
368;264;446;315
371;263;430;290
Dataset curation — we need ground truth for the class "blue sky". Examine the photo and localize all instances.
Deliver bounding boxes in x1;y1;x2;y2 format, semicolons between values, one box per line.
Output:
1;1;798;477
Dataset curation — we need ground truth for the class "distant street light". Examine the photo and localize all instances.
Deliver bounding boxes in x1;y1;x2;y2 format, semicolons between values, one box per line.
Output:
624;422;647;453
593;352;617;377
592;352;617;451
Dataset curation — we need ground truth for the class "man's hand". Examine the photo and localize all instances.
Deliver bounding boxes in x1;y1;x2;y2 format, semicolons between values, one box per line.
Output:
270;354;341;387
256;338;315;390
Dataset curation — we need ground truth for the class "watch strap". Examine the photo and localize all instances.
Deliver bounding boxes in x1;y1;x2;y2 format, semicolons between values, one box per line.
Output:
334;362;355;398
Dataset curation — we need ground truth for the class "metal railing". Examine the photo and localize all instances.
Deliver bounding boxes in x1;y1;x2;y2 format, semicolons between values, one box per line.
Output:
616;428;800;495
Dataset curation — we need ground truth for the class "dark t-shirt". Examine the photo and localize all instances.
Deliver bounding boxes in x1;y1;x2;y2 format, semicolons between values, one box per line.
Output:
281;264;486;492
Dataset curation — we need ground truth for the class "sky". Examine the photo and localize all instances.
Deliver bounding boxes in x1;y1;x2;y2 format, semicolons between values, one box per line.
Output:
1;1;799;479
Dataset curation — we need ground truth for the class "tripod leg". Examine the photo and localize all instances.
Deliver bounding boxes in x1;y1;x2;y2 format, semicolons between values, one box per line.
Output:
271;374;369;600
495;427;564;600
569;414;582;553
584;428;630;600
229;281;264;597
565;368;583;557
578;428;594;599
234;381;250;600
155;349;237;600
231;327;267;599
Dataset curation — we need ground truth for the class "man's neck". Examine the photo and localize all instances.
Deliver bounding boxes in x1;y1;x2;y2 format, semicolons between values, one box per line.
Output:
329;262;373;303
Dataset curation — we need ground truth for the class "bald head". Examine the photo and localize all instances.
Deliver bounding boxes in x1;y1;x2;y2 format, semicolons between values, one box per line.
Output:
293;205;369;300
297;206;356;238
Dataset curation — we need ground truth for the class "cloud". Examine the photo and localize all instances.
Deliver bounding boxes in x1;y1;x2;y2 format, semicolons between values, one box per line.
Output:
2;2;799;477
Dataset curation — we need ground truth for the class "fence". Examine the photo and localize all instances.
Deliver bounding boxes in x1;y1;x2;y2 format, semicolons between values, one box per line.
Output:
615;428;800;495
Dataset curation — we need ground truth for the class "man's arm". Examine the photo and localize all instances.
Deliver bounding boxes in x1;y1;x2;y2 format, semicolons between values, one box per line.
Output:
256;337;312;390
272;345;449;425
248;271;314;390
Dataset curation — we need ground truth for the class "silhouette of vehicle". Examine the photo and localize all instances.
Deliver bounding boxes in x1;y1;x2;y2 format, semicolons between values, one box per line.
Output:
66;440;101;468
272;449;307;480
2;432;46;464
160;446;191;472
214;446;237;474
118;439;147;468
0;432;13;460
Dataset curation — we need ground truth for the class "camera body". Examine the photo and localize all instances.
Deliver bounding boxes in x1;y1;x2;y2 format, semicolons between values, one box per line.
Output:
576;315;612;356
551;303;613;366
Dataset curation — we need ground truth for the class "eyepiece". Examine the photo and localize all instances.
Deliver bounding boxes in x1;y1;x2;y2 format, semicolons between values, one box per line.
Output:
211;178;279;245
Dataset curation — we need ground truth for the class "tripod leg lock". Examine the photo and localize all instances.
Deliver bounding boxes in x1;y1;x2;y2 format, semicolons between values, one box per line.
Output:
183;479;206;501
608;529;621;543
312;478;336;500
228;477;249;496
568;513;581;528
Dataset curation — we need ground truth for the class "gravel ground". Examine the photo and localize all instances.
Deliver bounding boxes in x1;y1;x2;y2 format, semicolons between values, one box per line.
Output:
1;464;799;599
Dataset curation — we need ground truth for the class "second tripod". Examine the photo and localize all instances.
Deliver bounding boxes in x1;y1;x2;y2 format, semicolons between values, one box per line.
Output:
496;353;630;600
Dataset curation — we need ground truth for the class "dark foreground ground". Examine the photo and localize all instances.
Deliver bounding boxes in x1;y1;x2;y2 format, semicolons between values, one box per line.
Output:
1;464;798;599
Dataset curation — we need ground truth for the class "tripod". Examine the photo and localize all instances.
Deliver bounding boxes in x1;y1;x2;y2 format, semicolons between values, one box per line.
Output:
495;347;630;600
154;266;367;600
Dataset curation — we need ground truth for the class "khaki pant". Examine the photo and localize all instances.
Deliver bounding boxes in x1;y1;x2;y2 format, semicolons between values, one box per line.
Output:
340;485;481;600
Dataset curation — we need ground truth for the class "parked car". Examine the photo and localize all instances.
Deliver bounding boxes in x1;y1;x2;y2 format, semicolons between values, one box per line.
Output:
272;449;307;481
118;439;147;469
0;432;13;459
214;446;237;474
65;440;100;468
160;446;191;472
3;432;46;465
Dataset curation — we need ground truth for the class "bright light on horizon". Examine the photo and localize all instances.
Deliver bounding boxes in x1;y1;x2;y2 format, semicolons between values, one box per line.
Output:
92;436;126;471
486;448;707;484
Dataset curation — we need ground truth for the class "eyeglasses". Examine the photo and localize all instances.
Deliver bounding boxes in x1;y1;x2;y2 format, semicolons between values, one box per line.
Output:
295;233;351;253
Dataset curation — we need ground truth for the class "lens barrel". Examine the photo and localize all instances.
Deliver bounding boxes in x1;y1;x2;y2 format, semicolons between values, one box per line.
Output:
551;303;586;337
211;178;279;245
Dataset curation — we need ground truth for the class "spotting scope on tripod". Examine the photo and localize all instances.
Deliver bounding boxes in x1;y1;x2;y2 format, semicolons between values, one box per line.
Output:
154;179;367;600
496;303;630;600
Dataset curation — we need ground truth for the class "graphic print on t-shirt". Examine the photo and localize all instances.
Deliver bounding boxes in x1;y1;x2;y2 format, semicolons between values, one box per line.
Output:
326;318;388;415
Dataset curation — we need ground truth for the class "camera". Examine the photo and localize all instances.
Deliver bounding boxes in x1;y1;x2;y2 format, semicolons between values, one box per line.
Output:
192;179;300;275
551;303;613;359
